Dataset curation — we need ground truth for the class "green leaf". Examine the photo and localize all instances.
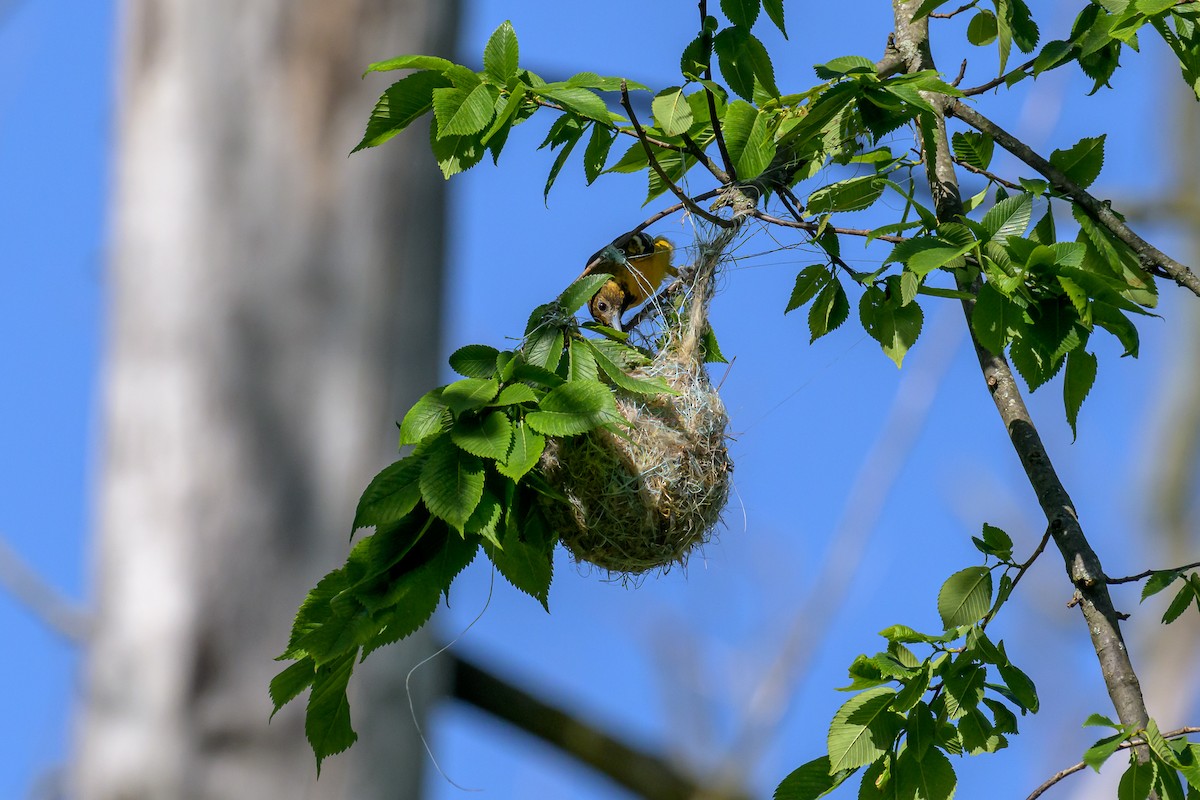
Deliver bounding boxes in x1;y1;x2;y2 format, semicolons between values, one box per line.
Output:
894;744;956;800
418;435;485;529
1162;582;1196;624
786;266;831;313
807;175;885;214
1050;135;1106;189
763;0;787;37
652;87;694;136
451;411;513;461
585;339;674;396
943;662;987;718
353;71;452;153
541;115;586;201
399;388;451;445
773;755;854;800
1141;570;1184;601
449;344;500;378
364;54;456;75
1064;348;1098;441
533;85;612;122
526;381;620;436
483;21;519;84
484;515;553;608
859;283;924;367
1119;756;1158;800
968;10;999;46
523;326;566;372
569;338;599;383
959;707;1006;754
814;55;877;79
497;420;546;482
981;193;1033;241
1085;731;1130;772
938;567;994;628
270;657;316;718
808;279;850;343
721;0;761;28
583;123;615;184
306;651;358;773
559;273;613;316
952;131;994;170
907;702;938;759
827;687;902;772
714;26;779;101
1034;39;1075;74
353;456;424;532
997;657;1039;712
441;377;500;414
1083;713;1121;729
432;81;496;138
491;383;539;407
428;119;486;179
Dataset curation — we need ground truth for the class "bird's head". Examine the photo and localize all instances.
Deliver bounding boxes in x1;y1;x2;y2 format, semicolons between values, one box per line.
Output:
588;280;628;331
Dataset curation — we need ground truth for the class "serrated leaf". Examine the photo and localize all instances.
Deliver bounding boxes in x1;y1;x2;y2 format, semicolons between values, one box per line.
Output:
859;284;924;367
807;175;886;214
773;755;853;800
526;381;619;435
895;743;956;800
1051;135;1106;189
497;420;545;482
827;687;902;772
432;81;495;138
786;266;831;313
1119;756;1157;800
585;339;675;396
997;657;1039;712
943;663;987;718
652;87;694;136
1141;570;1184;601
1064;348;1098;441
485;516;553;609
353;71;452;153
399;388;451;445
353;456;424;532
428;119;486;179
418;435;485;529
938;567;994;628
441;377;500;414
721;0;761;28
451;411;513;460
270;657;316;718
981;193;1033;241
1162;582;1195;624
449;344;500;378
364;54;456;75
763;0;787;37
952;131;995;170
306;651;358;773
1085;732;1130;772
559;273;612;316
533;85;612;122
583;123;615;184
808;279;850;343
483;21;519;84
714;26;779;101
491;383;539;406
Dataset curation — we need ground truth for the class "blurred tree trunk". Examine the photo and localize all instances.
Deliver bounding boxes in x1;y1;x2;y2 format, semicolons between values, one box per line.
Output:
72;1;457;797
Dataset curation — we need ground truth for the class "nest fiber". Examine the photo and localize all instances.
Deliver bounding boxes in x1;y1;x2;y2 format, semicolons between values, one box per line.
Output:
539;231;735;575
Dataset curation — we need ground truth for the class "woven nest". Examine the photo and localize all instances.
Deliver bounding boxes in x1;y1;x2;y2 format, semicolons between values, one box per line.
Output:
538;231;735;576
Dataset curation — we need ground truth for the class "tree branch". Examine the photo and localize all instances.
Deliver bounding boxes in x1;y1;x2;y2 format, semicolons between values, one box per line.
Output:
890;0;1153;736
449;651;749;800
952;156;1023;191
947;100;1200;298
1025;727;1200;800
959;56;1037;97
0;535;89;642
698;0;737;181
620;82;731;228
748;210;907;243
1107;560;1200;585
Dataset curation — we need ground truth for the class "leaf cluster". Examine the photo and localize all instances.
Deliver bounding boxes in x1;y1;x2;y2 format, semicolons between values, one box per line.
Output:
270;274;674;767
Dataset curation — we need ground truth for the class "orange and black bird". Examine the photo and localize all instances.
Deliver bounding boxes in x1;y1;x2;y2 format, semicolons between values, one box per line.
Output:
581;231;677;332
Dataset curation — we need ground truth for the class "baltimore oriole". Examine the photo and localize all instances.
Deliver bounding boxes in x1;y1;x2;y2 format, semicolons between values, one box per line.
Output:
581;231;678;332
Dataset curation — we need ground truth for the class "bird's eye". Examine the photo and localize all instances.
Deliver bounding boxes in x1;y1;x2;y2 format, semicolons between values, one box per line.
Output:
596;301;609;312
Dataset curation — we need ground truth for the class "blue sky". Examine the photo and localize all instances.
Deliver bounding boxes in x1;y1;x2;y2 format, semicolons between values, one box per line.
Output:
3;1;1197;798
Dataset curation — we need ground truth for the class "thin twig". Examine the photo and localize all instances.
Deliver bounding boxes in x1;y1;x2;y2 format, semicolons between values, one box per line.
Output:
930;0;979;18
530;98;687;153
960;56;1037;97
1025;727;1200;800
1108;560;1200;585
948;100;1200;298
620;81;731;228
698;0;737;181
749;210;907;244
0;535;90;642
681;133;731;183
951;58;968;87
953;156;1023;190
981;523;1054;628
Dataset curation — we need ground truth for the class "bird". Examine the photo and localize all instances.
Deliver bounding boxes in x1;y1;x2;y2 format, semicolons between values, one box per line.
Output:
581;231;678;332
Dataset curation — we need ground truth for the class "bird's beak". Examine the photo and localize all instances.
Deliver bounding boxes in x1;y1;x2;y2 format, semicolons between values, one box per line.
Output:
610;315;623;333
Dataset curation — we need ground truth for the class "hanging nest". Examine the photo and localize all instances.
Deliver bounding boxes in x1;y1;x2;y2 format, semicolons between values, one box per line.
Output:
538;229;736;576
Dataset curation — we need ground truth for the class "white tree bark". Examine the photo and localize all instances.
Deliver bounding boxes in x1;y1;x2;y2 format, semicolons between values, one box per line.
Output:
74;1;457;797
